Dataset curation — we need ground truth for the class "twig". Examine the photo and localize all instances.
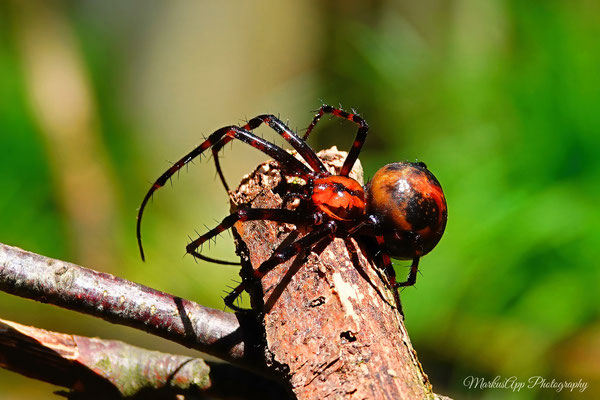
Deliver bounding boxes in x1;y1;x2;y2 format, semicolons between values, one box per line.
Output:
0;318;288;399
0;243;256;367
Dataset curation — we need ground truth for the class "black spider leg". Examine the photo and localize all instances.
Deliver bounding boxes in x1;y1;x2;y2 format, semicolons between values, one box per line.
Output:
302;105;369;177
224;220;337;312
211;115;328;192
374;230;421;289
263;243;309;313
186;208;312;265
136;125;314;261
373;235;413;315
396;257;420;288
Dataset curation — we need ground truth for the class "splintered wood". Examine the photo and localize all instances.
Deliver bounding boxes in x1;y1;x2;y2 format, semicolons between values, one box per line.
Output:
231;147;436;400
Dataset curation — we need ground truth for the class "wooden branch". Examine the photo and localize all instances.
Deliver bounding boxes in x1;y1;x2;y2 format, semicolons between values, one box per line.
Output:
0;242;259;368
0;318;208;398
230;147;448;399
0;318;288;399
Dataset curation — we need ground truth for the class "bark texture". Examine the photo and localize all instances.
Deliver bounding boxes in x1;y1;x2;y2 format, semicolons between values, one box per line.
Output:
0;318;209;398
0;318;287;399
231;148;439;399
0;243;254;367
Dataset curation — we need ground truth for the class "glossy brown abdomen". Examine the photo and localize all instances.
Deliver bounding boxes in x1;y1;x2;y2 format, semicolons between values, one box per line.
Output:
367;162;447;259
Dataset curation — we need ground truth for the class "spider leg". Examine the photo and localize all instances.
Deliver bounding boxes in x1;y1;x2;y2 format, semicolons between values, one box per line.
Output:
303;105;369;177
211;141;231;193
374;235;404;312
186;208;312;265
211;115;328;192
137;126;314;261
396;257;420;288
224;220;337;312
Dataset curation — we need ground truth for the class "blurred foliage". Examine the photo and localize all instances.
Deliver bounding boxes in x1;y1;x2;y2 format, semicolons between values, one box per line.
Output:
0;1;599;399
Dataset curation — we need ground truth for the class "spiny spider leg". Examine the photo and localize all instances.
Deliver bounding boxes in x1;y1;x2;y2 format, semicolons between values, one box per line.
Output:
303;105;369;177
186;208;312;263
137;126;314;261
374;234;423;314
211;115;328;192
396;257;420;288
224;220;337;312
374;235;403;311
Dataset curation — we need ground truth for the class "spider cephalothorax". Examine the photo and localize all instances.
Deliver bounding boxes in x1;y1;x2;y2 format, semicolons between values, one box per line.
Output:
137;105;447;311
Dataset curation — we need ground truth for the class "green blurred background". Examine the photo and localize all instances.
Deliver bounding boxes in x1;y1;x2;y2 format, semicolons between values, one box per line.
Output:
1;1;599;398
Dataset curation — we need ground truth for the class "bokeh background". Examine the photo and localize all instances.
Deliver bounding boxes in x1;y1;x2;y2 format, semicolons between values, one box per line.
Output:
1;1;599;399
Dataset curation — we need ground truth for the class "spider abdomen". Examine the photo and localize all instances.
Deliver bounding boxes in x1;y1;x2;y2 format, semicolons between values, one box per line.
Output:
367;162;447;259
311;176;365;221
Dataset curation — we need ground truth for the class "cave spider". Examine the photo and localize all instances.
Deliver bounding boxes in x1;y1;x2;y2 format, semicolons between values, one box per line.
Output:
136;105;447;311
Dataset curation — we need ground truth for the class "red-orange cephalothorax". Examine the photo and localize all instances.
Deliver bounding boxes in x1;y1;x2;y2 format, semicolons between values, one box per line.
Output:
311;176;365;221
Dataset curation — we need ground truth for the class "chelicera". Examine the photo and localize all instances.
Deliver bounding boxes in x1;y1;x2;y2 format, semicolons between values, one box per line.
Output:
136;105;447;312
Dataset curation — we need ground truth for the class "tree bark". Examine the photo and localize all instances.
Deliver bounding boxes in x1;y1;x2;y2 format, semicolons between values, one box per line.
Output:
230;148;443;399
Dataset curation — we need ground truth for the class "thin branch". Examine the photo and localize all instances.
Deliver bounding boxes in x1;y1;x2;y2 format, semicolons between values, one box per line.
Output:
0;318;208;398
0;318;288;399
0;243;258;367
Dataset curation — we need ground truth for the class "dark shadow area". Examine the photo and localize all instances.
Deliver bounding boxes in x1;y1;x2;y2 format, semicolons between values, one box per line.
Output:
261;230;305;313
206;361;294;400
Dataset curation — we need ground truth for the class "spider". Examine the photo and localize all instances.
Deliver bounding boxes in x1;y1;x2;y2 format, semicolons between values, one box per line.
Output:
136;105;447;312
